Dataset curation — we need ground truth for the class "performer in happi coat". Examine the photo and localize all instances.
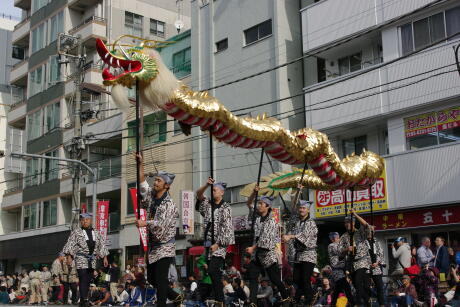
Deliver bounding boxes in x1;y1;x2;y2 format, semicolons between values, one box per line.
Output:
135;153;182;307
62;212;109;307
339;209;372;307
196;177;235;306
245;186;290;306
282;199;317;305
369;229;386;307
328;232;354;306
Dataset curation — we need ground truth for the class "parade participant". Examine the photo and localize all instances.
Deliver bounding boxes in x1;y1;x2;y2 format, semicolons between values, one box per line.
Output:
246;186;290;305
282;200;318;306
51;253;64;303
328;232;354;306
61;256;79;305
28;264;42;305
339;209;372;307
134;153;182;307
368;230;385;307
62;212;109;307
40;265;52;304
196;177;235;306
241;253;261;305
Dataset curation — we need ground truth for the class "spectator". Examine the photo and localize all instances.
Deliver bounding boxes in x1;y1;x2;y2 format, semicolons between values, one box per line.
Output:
391;275;417;307
241;279;250;303
185;276;201;306
123;282;143;307
315;277;333;306
88;284;102;305
227;278;247;305
94;284;113;306
222;277;234;305
417;237;435;268
225;260;241;280
391;237;411;275
435;236;450;274
448;265;460;306
196;254;212;302
410;245;418;266
241;253;260;305
0;286;9;304
257;278;273;307
108;262;120;301
115;284;129;304
448;247;457;266
419;267;439;304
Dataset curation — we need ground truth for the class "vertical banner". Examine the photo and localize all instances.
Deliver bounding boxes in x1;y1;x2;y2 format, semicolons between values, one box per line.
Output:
181;190;195;235
96;201;109;241
129;188;148;252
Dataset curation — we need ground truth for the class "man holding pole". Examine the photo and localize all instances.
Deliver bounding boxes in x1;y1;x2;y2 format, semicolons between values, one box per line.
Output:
196;177;235;306
135;153;182;307
246;186;290;306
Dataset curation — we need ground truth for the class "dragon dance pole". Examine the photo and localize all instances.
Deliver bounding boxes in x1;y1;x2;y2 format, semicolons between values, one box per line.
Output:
210;129;215;245
135;79;144;256
251;148;265;237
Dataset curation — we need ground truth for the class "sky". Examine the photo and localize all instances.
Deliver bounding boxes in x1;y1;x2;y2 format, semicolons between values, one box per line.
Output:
0;0;22;19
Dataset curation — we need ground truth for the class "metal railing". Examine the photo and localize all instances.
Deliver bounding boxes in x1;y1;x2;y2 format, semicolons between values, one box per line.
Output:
88;156;122;182
69;16;107;34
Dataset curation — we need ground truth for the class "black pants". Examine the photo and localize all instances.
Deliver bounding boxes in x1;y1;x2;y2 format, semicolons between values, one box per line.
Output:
265;263;289;300
77;268;94;301
147;257;179;307
208;256;225;302
293;261;315;304
63;282;78;304
371;274;385;306
331;277;354;306
199;282;212;301
51;286;60;302
353;268;371;305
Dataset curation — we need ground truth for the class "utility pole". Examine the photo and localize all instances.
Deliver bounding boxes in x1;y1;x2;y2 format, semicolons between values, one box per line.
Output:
58;33;88;229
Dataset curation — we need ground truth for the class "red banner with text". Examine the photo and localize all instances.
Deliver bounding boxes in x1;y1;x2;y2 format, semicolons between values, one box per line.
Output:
96;201;109;241
129;188;148;252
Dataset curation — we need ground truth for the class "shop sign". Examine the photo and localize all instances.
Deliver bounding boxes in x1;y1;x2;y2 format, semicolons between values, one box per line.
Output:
96;201;109;241
404;106;460;138
181;190;195;235
366;205;460;231
315;168;388;218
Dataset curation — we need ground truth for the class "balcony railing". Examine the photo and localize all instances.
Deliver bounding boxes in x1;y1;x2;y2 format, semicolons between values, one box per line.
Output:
171;60;191;79
4;179;23;195
12;56;29;70
69;16;106;34
14;15;30;30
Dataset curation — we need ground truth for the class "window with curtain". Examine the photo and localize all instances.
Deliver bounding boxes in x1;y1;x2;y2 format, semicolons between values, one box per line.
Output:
44;149;59;181
49;11;64;43
23;203;38;230
342;135;367;157
49;56;61;85
29;65;45;97
125;11;143;37
32;23;45;53
42;199;57;227
446;6;460;40
45;102;60;133
244;19;272;45
172;47;191;79
26;158;41;187
338;53;362;76
150;19;165;37
127;111;167;151
27;110;42;140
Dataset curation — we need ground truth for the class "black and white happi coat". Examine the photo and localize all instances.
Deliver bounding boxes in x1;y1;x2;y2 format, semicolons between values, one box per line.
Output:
198;197;235;259
62;228;108;270
339;224;372;272
370;240;385;276
140;181;179;264
249;208;280;268
291;216;318;264
328;241;346;282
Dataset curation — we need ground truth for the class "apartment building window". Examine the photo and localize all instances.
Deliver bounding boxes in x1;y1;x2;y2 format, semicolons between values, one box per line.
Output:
42;199;57;227
29;65;45;97
23;203;38;230
244;19;272;45
45;102;60;133
338;52;362;76
44;149;59;181
49;11;64;43
172;47;191;78
12;46;25;60
215;38;228;52
25;158;41;187
404;106;460;150
27;110;42;140
32;0;49;13
49;56;61;85
400;6;460;56
342;135;367;157
125;12;143;37
173;120;182;135
127;111;167;151
150;19;165;37
32;22;46;53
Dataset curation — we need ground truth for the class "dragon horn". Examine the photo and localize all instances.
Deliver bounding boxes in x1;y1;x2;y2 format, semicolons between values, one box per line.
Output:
118;43;131;60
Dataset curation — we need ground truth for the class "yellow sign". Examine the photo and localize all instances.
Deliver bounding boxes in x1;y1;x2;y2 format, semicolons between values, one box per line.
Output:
404;106;460;138
314;168;388;218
